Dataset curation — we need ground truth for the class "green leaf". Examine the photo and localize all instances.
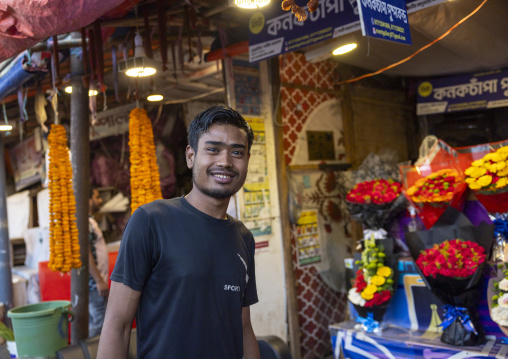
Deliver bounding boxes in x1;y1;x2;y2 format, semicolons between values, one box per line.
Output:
0;321;14;342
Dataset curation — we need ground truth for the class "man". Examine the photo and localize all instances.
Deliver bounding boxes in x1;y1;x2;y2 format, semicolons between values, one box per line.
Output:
98;105;260;359
88;187;109;337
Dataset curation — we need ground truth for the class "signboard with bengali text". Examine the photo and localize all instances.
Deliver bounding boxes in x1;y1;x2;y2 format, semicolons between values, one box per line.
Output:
417;69;508;115
248;0;446;62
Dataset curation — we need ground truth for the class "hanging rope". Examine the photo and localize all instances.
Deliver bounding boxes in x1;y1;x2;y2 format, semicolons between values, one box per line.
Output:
158;0;168;71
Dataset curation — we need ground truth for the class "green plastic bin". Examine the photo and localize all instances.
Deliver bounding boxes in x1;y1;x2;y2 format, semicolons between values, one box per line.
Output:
7;301;74;358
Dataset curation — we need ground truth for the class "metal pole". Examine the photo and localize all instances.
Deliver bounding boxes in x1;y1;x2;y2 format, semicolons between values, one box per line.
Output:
70;33;90;343
0;134;13;324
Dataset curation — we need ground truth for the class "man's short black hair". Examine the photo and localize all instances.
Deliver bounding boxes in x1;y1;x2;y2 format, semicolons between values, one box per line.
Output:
187;105;254;153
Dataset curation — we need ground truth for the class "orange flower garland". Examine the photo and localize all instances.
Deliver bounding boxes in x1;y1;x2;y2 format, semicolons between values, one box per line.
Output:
48;125;81;273
129;108;162;213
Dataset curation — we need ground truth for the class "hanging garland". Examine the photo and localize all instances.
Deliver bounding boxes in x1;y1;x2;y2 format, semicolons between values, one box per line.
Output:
48;124;81;273
129;108;162;214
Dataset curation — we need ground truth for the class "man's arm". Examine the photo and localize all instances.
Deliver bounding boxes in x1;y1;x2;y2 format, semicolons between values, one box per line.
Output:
88;248;109;297
97;281;141;359
242;307;260;359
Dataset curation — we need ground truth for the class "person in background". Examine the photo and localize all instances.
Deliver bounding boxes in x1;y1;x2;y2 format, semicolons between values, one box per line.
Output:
88;187;109;337
98;105;260;359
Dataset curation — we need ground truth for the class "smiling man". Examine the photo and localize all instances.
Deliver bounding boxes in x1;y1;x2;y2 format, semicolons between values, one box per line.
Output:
97;105;260;359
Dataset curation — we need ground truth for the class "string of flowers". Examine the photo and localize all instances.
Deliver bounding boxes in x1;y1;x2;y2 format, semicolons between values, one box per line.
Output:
129;108;162;213
48;124;81;273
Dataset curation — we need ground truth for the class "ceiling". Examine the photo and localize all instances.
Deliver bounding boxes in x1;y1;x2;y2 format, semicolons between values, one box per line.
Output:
1;0;507;145
303;0;508;78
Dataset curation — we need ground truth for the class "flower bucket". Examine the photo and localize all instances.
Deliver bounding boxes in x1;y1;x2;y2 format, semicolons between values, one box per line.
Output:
7;301;73;358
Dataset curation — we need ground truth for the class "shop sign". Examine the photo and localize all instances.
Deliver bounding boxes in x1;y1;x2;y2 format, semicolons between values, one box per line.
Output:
89;103;136;141
417;69;508;115
358;0;412;45
248;0;445;63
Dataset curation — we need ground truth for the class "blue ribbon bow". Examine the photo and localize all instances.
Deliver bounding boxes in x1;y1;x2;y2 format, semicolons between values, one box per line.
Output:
494;217;508;241
500;336;508;344
439;305;477;335
355;312;381;333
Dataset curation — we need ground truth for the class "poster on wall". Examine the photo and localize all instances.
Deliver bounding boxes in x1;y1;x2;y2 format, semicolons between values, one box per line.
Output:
243;117;272;237
9;135;44;191
296;210;322;266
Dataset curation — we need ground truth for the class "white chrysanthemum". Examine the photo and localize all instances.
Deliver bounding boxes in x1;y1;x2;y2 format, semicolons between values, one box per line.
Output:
499;278;508;291
348;288;366;306
492;305;508;327
499;293;508;307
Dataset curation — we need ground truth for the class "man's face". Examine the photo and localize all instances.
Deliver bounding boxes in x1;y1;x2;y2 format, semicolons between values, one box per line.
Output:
186;123;249;200
90;189;103;213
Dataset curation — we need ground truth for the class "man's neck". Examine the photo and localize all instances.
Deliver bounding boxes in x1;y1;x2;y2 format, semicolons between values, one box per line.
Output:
185;190;230;220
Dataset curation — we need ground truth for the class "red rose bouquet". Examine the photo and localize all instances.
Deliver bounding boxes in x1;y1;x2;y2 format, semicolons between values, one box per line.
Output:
405;169;467;229
346;178;406;231
348;236;396;326
406;207;494;346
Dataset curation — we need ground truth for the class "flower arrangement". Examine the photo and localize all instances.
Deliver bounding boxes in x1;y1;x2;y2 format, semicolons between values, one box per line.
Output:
406;169;461;203
491;263;508;328
346;179;402;204
464;146;508;213
129;108;162;214
405;169;467;229
416;239;486;279
348;236;394;309
48;124;81;273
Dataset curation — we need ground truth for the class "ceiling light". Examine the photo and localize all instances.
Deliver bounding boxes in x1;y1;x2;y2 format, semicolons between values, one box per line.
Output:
120;34;156;78
0;125;12;131
333;43;357;55
234;0;270;9
64;86;98;96
147;94;163;102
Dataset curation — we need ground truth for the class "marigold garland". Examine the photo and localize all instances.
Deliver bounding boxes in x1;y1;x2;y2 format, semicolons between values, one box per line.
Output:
129;108;162;214
48;124;81;273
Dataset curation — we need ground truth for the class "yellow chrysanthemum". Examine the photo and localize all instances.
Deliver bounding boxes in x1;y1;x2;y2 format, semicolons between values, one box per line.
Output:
497;146;508;153
361;291;374;300
496;178;508;189
377;266;392;277
363;284;378;294
465;166;487;178
465;177;476;184
495;161;507;172
484;153;497;161
469;181;482;190
477;175;493;187
498;166;508;177
491;153;505;163
371;275;386;286
471;159;485;167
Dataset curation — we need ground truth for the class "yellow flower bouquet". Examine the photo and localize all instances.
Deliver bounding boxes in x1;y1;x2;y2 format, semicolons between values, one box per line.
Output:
464;146;508;213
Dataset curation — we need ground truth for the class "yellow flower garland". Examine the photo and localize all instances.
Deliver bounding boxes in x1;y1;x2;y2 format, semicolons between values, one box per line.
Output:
129;108;162;214
48;125;81;273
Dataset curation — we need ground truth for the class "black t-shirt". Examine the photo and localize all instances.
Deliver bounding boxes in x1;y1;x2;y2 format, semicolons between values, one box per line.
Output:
111;197;258;358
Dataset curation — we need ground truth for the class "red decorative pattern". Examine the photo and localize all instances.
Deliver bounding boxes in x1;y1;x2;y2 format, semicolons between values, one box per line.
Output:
280;53;337;165
281;53;346;358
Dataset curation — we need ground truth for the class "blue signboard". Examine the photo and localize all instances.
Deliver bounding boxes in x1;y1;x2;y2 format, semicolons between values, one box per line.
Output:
357;0;412;45
417;68;508;115
248;0;445;63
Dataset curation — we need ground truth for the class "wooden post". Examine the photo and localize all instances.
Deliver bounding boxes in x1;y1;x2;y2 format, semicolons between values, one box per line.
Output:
261;58;302;359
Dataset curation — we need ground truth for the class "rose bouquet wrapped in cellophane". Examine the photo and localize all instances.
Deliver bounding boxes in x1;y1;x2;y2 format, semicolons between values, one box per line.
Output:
346;178;407;232
488;263;508;337
347;235;397;332
406;207;494;346
405;168;468;229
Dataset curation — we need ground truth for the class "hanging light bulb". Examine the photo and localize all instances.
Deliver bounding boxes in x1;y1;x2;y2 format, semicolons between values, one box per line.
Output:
120;34;157;78
64;86;98;97
0;125;12;131
147;94;163;102
333;43;357;55
234;0;270;9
